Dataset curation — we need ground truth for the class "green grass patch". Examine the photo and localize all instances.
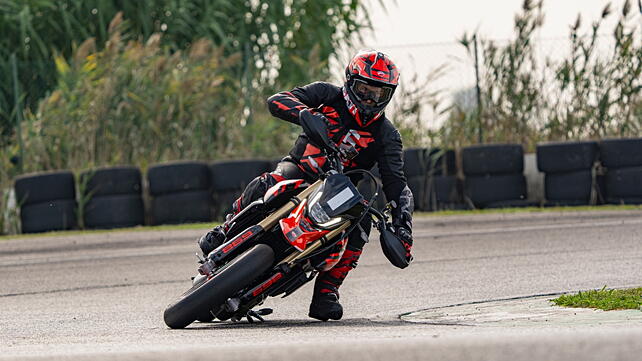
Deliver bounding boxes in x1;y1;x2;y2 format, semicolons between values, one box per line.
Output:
0;222;219;242
417;204;642;217
551;287;642;311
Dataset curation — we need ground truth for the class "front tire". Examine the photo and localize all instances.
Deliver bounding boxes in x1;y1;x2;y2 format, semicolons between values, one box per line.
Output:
163;244;275;329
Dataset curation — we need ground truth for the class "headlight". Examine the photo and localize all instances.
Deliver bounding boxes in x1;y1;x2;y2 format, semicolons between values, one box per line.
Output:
308;189;344;227
309;200;331;223
317;217;345;228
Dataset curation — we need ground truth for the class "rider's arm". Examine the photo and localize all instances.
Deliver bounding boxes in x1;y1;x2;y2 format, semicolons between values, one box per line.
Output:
376;121;414;257
266;82;337;125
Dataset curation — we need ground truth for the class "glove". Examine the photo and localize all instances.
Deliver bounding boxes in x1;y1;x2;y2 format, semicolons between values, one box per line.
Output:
299;109;336;152
394;225;413;262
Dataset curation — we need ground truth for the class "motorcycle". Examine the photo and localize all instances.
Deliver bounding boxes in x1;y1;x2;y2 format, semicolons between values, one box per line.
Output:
163;112;412;329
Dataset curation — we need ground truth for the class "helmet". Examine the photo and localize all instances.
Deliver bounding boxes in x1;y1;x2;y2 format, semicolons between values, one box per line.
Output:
344;50;400;127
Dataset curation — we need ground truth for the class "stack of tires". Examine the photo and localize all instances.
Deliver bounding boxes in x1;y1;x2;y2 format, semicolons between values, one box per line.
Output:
210;160;272;220
81;166;144;229
148;161;213;225
537;141;599;206
463;144;530;208
601;138;642;205
14;171;77;233
425;149;460;211
403;148;431;210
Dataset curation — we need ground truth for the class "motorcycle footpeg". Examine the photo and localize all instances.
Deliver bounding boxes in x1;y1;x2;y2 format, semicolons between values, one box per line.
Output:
256;308;273;316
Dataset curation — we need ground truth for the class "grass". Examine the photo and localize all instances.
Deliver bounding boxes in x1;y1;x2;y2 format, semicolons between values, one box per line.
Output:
418;204;642;217
551;287;642;311
0;222;218;242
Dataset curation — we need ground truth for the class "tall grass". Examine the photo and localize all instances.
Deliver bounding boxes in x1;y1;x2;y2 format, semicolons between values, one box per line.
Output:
445;0;642;149
20;18;289;173
0;0;370;143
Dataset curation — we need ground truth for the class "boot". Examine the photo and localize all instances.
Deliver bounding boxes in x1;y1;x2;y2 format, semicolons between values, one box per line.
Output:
308;249;362;321
198;224;227;256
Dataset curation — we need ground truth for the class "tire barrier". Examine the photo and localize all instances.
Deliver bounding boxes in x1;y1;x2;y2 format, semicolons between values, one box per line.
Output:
604;166;642;205
210;160;272;220
600;138;642;205
84;194;145;229
463;144;527;208
19;199;77;234
599;138;642;168
544;170;593;203
425;175;463;211
14;171;75;206
404;148;460;210
148;161;212;196
8;138;641;234
151;190;213;225
81;166;142;197
80;166;144;229
148;161;213;225
464;173;528;208
537;141;599;206
14;171;77;233
462;144;524;175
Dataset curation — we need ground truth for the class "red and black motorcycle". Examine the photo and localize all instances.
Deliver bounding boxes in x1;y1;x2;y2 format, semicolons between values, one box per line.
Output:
163;115;411;329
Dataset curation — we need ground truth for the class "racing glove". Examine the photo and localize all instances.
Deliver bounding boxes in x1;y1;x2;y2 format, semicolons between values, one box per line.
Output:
298;109;337;152
392;185;414;261
394;222;413;262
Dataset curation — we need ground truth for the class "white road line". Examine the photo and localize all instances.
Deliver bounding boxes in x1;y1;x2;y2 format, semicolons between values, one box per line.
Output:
416;218;642;238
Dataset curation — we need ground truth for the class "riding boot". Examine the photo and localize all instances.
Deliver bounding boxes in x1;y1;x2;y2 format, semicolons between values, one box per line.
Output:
309;248;362;321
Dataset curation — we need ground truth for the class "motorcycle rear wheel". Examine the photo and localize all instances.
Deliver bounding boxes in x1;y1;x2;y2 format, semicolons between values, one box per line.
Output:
163;244;275;329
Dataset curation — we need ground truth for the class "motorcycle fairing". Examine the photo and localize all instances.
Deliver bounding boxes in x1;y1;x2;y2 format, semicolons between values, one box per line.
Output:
279;199;329;252
263;179;307;205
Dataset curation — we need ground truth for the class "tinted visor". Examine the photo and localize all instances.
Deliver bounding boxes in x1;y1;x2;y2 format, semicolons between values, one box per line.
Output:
350;79;393;106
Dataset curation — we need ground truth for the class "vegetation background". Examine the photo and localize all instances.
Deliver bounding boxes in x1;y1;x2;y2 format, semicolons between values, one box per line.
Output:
0;0;640;234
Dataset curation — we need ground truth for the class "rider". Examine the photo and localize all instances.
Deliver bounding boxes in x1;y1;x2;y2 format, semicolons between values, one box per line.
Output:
199;50;414;321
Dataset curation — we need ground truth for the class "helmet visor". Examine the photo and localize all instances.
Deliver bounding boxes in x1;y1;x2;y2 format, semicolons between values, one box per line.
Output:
350;79;393;106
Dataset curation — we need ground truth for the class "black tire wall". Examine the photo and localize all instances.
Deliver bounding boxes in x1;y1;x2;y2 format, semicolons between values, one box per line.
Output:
84;195;145;229
148;161;211;196
20;200;77;233
81;167;142;197
151;191;213;225
81;166;145;229
14;171;75;206
536;141;598;173
462;144;524;175
462;144;526;208
147;162;214;225
14;171;77;233
599;138;642;168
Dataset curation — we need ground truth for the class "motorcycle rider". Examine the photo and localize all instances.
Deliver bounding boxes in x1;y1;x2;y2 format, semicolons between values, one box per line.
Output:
199;50;414;321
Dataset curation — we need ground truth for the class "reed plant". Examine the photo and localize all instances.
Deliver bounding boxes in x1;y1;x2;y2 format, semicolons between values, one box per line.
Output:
0;0;369;144
20;17;247;172
447;0;642;149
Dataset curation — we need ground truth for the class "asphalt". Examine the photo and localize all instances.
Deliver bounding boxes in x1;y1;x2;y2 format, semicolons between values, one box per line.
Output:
1;209;641;361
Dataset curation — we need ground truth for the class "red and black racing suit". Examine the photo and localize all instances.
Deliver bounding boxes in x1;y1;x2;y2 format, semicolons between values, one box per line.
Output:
232;81;414;297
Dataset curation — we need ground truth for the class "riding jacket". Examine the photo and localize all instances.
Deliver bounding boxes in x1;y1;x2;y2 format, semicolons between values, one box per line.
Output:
266;81;414;230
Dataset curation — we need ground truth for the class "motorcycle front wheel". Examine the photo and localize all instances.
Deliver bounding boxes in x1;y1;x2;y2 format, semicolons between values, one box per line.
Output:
163;244;275;329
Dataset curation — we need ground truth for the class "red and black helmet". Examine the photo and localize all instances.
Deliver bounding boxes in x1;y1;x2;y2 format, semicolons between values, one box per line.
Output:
343;50;400;127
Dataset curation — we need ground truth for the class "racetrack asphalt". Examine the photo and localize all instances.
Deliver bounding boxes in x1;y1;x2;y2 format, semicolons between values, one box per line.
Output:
1;209;641;360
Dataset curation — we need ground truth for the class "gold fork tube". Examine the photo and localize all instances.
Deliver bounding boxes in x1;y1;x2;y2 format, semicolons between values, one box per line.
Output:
258;179;322;230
